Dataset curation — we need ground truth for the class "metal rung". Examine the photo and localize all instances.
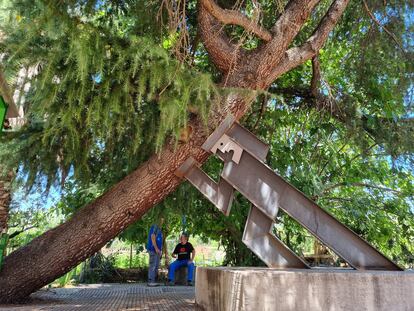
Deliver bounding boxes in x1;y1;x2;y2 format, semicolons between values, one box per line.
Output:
221;153;283;219
226;123;269;162
243;206;309;268
176;157;233;216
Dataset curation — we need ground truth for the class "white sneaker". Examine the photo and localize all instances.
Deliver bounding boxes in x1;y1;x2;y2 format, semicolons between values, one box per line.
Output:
147;282;159;287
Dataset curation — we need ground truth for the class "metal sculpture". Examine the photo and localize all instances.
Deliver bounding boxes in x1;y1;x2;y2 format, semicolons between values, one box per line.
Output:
176;115;401;271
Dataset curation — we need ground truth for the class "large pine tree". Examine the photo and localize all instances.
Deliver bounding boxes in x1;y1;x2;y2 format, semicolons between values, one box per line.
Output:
0;0;412;302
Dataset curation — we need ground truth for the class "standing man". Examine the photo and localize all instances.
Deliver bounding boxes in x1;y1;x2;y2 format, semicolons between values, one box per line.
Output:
168;232;195;286
146;218;164;287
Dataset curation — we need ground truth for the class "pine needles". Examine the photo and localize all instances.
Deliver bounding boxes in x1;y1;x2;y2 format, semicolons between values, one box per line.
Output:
0;0;218;188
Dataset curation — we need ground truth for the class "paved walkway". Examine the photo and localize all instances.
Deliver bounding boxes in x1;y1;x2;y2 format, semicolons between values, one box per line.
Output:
0;284;195;311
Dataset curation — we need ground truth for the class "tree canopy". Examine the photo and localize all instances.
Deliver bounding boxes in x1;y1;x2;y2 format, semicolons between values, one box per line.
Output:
0;0;413;293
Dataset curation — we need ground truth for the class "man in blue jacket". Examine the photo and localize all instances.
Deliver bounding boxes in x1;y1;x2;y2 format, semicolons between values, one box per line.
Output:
146;218;164;286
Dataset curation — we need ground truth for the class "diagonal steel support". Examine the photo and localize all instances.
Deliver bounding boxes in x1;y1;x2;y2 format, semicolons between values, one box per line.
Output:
176;115;402;271
176;157;234;216
220;147;401;270
243;205;308;268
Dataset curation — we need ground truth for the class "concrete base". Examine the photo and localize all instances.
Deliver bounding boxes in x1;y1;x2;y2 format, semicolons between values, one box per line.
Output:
195;267;414;311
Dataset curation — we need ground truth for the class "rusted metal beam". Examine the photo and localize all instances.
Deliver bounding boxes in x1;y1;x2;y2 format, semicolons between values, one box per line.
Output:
243;206;309;268
177;157;234;216
177;116;402;271
221;148;401;270
202;115;236;152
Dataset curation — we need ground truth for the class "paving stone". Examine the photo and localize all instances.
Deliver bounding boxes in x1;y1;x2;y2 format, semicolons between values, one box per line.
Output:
0;283;195;311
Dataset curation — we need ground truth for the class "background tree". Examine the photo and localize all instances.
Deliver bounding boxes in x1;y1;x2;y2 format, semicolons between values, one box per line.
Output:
0;0;412;302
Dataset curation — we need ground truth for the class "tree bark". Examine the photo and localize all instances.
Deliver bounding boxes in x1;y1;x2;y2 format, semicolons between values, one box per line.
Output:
0;64;17;265
0;0;349;302
0;66;19;118
0;169;13;279
0;171;13;235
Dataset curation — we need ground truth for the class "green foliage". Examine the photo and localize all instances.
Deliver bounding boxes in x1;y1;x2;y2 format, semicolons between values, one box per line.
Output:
80;252;118;283
275;0;414;157
114;251;147;269
55;264;82;287
245;100;414;267
0;0;218;188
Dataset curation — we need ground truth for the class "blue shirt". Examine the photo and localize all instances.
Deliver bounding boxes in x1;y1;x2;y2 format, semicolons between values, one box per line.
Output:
146;224;163;252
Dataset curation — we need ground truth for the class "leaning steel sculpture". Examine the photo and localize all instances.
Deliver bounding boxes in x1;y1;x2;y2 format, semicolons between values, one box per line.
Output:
176;115;401;271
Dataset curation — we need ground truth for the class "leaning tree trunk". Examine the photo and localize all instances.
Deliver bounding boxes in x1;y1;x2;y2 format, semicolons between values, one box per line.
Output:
0;0;349;302
0;61;18;265
0;170;13;269
0;108;234;302
0;170;13;235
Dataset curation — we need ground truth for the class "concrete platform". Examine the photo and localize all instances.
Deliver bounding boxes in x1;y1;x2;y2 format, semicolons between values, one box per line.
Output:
195;267;414;311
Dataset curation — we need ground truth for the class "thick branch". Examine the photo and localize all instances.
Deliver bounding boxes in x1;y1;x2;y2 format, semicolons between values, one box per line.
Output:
199;0;272;41
198;2;240;73
0;169;14;234
255;0;321;80
266;0;350;86
270;0;321;39
310;56;321;97
0;66;19;118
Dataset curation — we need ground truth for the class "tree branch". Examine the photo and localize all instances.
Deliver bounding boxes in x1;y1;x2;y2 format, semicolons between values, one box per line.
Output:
0;66;19;118
362;0;405;53
198;2;241;74
310;56;321;97
9;225;37;240
321;182;401;195
266;0;350;85
252;96;267;131
199;0;272;42
316;196;354;202
255;0;321;80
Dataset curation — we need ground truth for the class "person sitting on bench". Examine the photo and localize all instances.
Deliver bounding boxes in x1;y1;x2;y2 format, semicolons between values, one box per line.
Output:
168;232;195;286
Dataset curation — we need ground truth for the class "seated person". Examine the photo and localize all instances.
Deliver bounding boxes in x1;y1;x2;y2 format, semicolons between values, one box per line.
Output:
168;232;195;286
